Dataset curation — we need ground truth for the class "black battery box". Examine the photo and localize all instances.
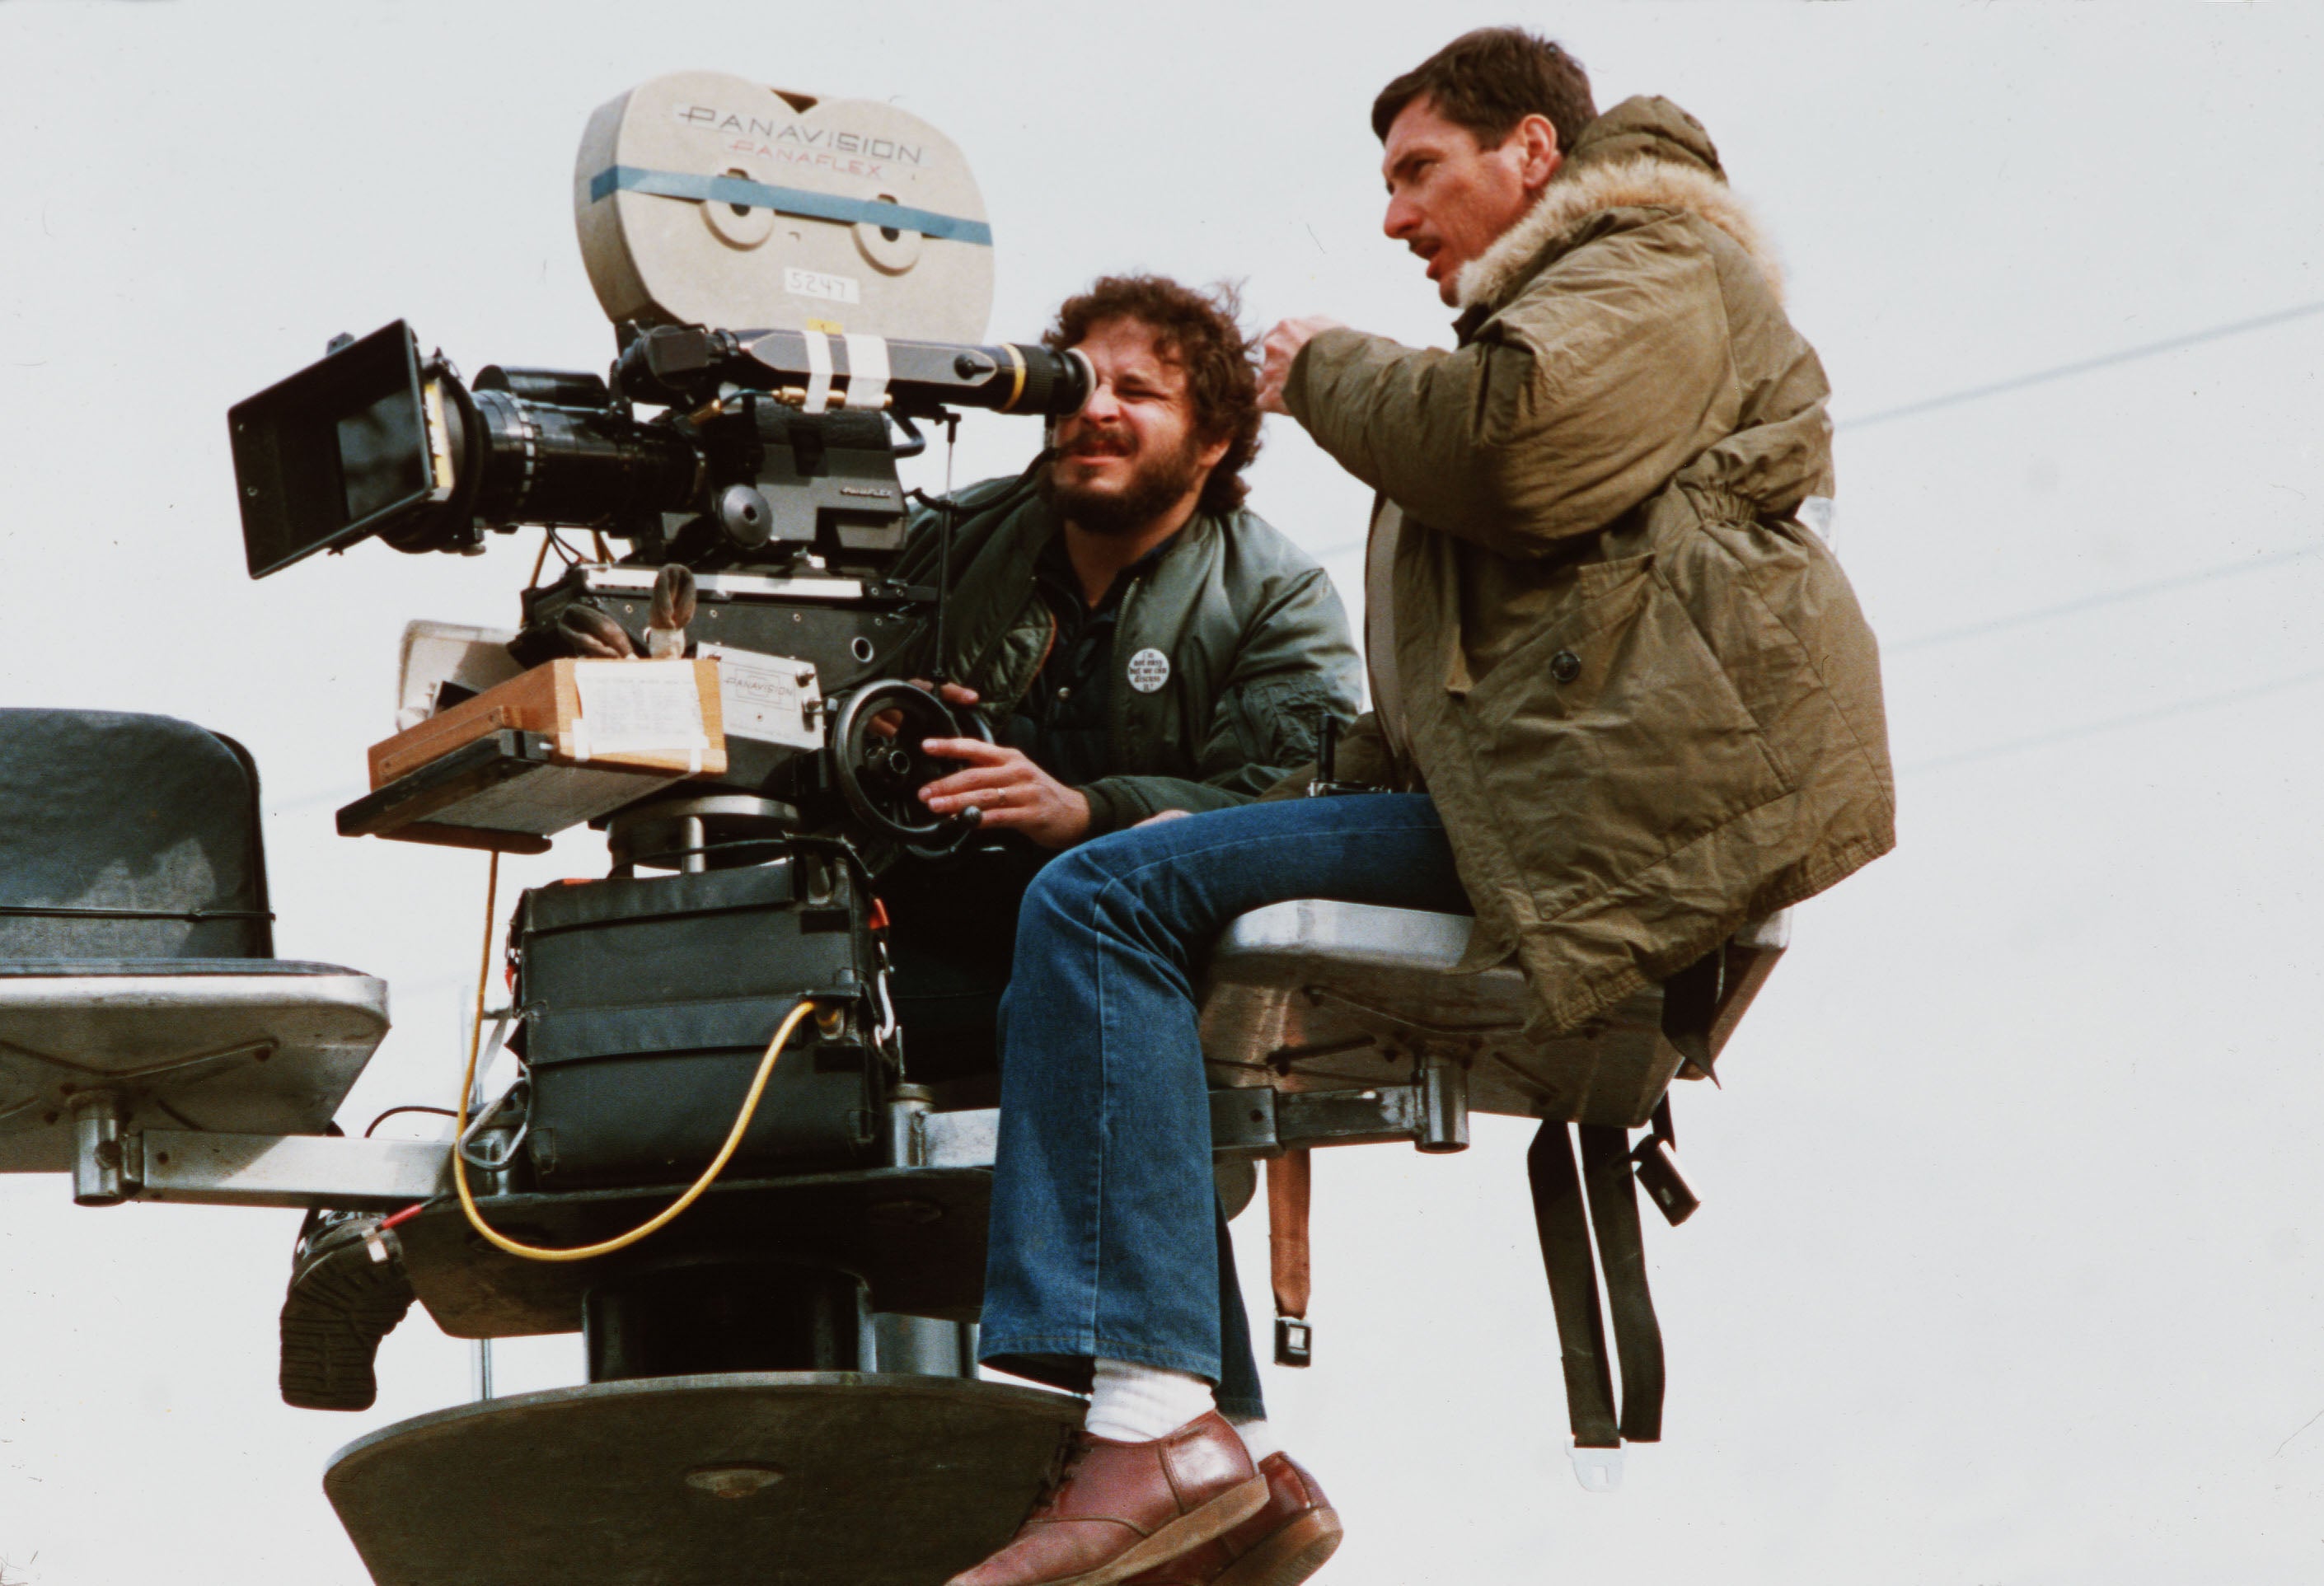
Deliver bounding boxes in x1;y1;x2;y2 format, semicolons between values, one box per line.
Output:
513;857;881;1191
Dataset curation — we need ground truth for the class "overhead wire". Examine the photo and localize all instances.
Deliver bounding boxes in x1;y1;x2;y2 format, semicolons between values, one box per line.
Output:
1903;665;2324;776
1838;297;2324;431
1855;299;2324;762
1891;540;2324;653
1296;298;2324;568
1310;299;2324;571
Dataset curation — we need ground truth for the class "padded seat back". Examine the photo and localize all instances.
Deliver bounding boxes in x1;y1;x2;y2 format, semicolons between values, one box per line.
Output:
0;709;273;960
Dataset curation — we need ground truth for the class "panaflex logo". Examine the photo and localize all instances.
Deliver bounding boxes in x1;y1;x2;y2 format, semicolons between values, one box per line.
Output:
673;105;927;166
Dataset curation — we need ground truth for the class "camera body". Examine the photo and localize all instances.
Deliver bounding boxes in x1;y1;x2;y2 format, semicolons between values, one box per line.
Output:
225;72;1089;1195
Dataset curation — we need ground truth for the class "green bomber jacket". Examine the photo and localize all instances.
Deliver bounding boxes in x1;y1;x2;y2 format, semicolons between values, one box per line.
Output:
893;473;1361;836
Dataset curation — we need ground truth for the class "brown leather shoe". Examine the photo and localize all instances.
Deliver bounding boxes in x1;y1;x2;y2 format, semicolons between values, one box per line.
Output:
947;1411;1269;1586
1123;1454;1342;1586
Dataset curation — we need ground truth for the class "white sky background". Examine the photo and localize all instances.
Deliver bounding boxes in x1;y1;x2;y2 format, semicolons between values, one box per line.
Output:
2;1;2322;1582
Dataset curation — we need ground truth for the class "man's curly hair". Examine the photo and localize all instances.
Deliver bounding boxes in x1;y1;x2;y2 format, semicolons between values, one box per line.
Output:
1043;275;1263;516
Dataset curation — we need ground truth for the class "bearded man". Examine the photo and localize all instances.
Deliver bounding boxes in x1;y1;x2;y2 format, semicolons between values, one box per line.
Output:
882;279;1356;1575
897;274;1357;863
880;275;1360;1096
944;29;1894;1586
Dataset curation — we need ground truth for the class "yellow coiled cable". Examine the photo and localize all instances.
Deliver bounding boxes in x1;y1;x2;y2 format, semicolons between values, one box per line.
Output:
451;849;818;1263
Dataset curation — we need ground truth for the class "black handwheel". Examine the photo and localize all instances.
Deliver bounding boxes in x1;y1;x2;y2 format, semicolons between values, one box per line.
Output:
825;681;992;853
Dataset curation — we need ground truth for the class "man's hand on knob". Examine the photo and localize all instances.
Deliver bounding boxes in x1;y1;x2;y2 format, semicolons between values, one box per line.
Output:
916;738;1093;849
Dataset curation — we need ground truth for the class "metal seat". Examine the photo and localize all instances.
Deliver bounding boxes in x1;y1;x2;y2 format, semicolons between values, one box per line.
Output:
0;959;388;1181
0;710;390;1201
1199;899;1788;1133
1194;899;1792;1466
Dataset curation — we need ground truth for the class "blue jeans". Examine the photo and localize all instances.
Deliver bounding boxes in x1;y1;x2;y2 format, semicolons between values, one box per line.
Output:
979;794;1471;1416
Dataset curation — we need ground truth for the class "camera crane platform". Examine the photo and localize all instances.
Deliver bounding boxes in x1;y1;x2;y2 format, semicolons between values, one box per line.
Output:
0;69;1795;1583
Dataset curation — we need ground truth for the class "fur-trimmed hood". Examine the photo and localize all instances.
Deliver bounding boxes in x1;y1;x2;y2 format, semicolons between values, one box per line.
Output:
1455;95;1783;312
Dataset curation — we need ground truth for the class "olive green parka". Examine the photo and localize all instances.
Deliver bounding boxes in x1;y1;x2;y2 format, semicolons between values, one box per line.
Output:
1284;96;1895;1037
895;475;1361;836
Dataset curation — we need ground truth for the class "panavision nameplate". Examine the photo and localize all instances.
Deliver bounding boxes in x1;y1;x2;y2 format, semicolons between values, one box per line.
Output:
576;70;996;342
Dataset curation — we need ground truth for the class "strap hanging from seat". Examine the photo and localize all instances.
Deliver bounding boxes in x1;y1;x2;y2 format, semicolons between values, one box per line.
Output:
1579;1123;1665;1443
1267;1149;1313;1366
1267;1149;1311;1317
1526;1121;1619;1447
1528;1119;1671;1447
1525;949;1723;1448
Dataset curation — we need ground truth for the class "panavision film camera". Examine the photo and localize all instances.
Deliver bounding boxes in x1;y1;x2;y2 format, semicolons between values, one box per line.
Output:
223;73;1104;1236
232;68;1090;868
225;75;1093;1277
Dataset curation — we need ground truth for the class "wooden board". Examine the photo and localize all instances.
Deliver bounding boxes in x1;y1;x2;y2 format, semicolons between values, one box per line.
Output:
367;657;727;787
341;729;691;852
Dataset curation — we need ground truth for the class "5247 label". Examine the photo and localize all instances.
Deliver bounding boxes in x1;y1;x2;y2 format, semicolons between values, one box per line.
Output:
785;266;860;306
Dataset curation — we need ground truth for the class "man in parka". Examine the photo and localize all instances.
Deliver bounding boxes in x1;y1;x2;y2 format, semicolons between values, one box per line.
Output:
944;28;1894;1586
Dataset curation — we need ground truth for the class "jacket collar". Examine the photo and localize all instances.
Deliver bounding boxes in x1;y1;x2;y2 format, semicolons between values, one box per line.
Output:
1452;98;1783;317
1033;513;1188;611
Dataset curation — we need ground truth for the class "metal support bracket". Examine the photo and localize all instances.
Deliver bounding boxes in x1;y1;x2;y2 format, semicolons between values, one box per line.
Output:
1207;1066;1470;1159
70;1092;128;1206
49;1069;1470;1210
77;1129;452;1209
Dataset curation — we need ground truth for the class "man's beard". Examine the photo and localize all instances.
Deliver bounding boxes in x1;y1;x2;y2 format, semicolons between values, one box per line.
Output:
1042;432;1208;537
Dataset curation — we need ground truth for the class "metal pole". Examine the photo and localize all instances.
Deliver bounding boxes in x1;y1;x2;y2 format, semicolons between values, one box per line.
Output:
69;1091;127;1206
1415;1053;1471;1153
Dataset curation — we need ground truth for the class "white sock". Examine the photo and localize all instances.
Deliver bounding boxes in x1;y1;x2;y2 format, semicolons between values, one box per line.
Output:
1086;1358;1216;1442
1229;1416;1284;1465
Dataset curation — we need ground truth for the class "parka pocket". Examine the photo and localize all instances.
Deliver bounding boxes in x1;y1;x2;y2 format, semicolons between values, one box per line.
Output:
1572;550;1657;606
1455;553;1789;914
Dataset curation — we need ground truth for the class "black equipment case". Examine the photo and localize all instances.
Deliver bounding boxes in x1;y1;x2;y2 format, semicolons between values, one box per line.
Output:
513;858;883;1190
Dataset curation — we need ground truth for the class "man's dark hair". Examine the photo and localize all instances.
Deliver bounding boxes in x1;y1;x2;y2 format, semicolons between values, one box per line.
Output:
1043;274;1261;515
1371;27;1596;157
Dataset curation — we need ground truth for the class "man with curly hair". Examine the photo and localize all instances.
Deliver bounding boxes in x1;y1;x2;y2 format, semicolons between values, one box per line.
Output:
874;278;1357;1556
881;277;1358;1092
900;274;1352;858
